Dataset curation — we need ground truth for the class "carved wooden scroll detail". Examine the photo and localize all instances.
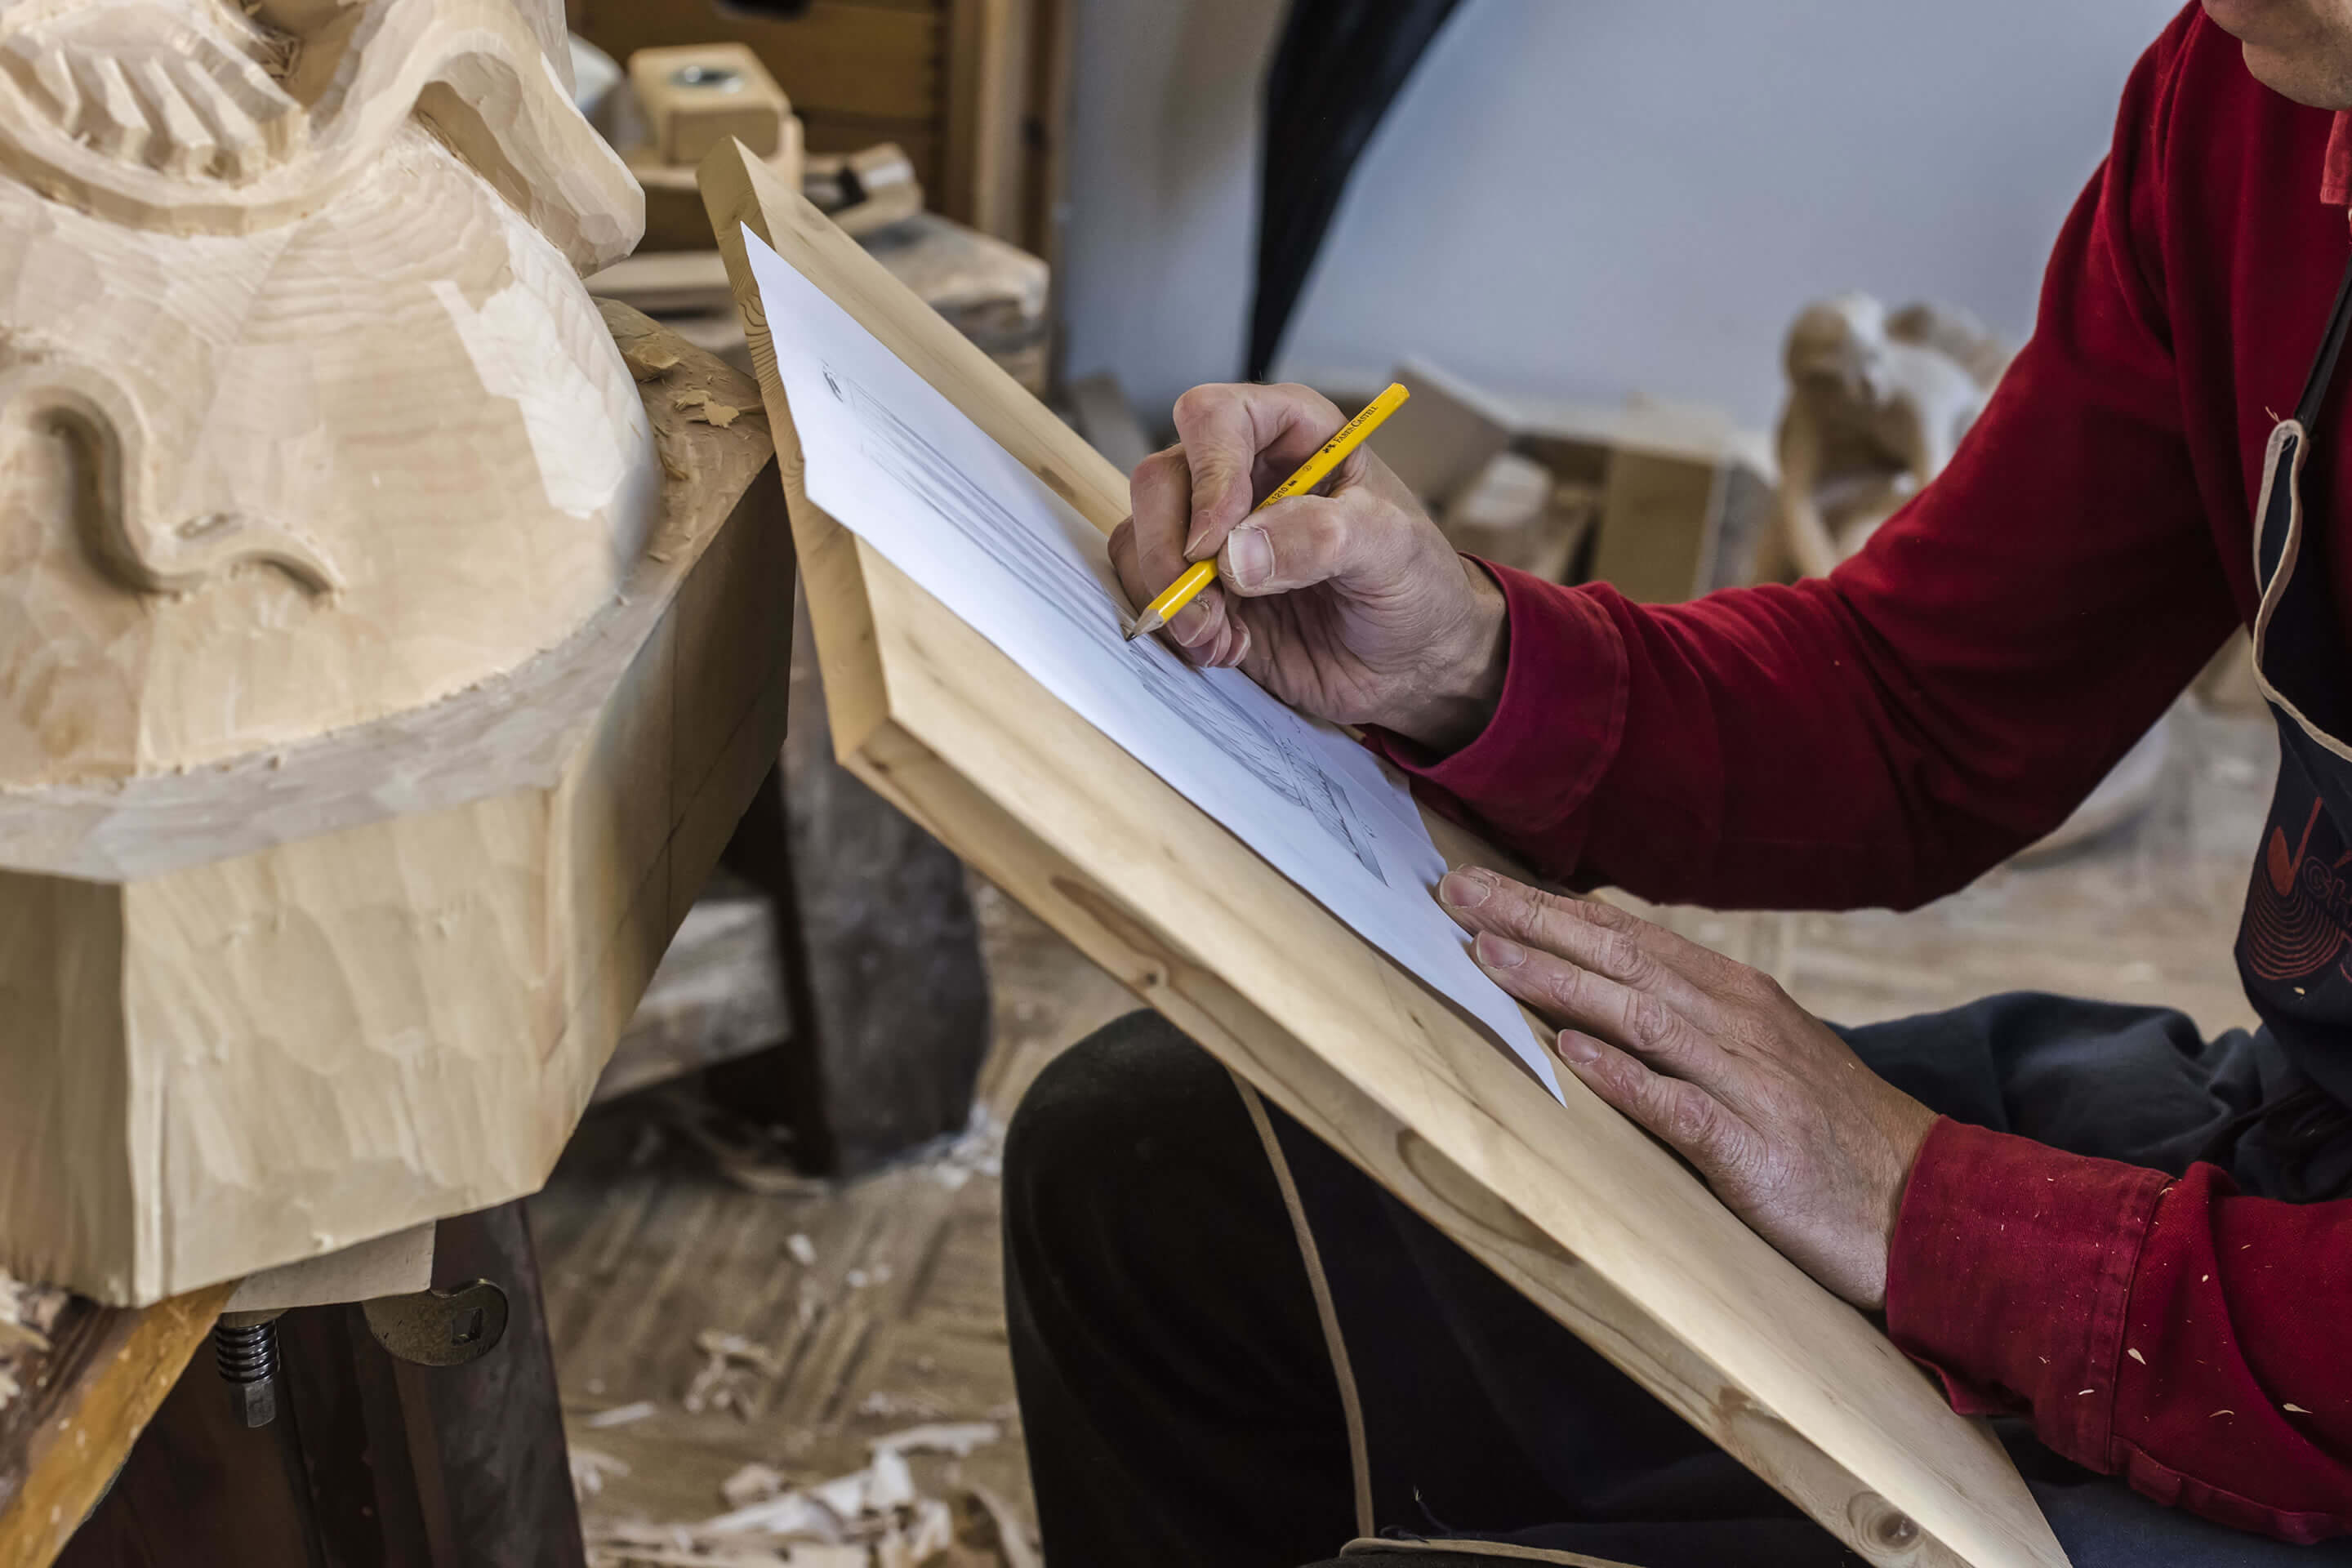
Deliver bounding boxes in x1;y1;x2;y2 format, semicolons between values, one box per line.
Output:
0;355;342;595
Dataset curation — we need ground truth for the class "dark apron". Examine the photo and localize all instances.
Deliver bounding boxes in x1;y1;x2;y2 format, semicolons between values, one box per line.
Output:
2230;248;2352;1183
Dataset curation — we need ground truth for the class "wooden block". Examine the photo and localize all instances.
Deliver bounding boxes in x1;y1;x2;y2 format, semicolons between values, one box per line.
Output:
804;116;942;203
1437;452;1595;586
1593;448;1722;604
858;211;1045;347
629;122;807;252
630;42;791;165
942;0;1031;239
1378;357;1521;510
588;250;738;316
808;142;927;237
698;140;2070;1568
225;1223;435;1314
0;314;792;1306
1515;403;1775;603
577;0;942;125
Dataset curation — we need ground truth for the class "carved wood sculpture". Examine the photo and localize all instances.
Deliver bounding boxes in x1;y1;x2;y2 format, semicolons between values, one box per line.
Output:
623;41;805;252
0;0;648;786
0;2;794;1306
1771;293;2007;579
701;140;2069;1568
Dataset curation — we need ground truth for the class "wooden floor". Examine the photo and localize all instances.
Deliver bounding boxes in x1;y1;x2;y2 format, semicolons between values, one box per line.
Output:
533;873;1134;1552
533;698;2275;1553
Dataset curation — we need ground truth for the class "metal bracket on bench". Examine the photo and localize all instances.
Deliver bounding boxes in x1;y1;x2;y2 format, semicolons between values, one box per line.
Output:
361;1280;510;1367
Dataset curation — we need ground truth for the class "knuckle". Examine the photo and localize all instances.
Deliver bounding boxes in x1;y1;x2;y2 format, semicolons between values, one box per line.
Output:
1623;991;1677;1049
1597;929;1648;983
1544;960;1595;1014
1171;385;1225;425
1664;1090;1723;1150
1500;877;1556;930
1129;449;1182;501
1725;965;1783;1009
1576;897;1636;932
1303;506;1353;561
1270;382;1340;423
1531;956;1584;1013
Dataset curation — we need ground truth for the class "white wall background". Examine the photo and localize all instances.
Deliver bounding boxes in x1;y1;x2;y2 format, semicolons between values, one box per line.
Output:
1059;0;2187;432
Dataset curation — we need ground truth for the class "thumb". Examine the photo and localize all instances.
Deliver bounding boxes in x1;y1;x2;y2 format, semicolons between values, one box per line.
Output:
1216;493;1405;598
1183;444;1254;560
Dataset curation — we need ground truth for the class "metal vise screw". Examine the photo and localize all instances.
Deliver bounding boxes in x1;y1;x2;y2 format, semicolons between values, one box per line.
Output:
212;1314;282;1429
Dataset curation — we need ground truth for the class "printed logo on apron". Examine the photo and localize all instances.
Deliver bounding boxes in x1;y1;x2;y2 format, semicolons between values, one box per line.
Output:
2243;795;2352;984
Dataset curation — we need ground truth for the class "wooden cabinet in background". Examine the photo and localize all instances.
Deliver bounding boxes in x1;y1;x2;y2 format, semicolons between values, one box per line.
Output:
569;0;1071;260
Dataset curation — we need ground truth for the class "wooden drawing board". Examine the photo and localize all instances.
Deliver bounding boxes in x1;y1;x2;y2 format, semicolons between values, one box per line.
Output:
698;141;2069;1568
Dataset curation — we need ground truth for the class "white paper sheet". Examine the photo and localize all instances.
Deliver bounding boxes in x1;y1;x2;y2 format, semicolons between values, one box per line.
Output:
744;229;1560;1098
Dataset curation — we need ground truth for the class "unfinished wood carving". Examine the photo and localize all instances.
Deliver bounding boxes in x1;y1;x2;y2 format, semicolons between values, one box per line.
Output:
0;2;796;1303
0;310;791;1306
1771;294;2007;579
0;0;653;790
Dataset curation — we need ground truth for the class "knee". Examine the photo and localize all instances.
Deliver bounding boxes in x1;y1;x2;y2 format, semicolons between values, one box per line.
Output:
1004;1010;1223;1196
1002;1010;1250;1250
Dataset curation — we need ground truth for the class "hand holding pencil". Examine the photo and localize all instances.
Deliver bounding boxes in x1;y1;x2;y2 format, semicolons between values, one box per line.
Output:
1107;381;1512;755
1125;381;1411;639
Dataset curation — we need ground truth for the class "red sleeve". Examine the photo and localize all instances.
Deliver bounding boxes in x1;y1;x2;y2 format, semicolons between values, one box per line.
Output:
1370;10;2239;911
1887;1121;2352;1542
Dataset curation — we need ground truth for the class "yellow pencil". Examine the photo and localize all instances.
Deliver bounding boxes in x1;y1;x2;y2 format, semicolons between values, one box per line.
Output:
1125;381;1412;642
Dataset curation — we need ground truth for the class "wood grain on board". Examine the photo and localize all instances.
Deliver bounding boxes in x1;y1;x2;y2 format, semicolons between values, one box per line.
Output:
0;1281;237;1568
696;140;2069;1568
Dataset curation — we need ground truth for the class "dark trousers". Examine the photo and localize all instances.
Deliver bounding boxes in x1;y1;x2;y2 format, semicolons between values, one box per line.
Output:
1003;1002;2352;1567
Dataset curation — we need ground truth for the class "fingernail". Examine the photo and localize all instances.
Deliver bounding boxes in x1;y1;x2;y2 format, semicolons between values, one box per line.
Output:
1169;602;1213;646
1556;1031;1600;1063
1223;526;1272;589
1474;933;1523;969
1184;514;1216;559
1438;869;1490;908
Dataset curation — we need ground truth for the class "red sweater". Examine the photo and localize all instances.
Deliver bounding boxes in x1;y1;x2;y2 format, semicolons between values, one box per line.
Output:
1380;7;2352;1542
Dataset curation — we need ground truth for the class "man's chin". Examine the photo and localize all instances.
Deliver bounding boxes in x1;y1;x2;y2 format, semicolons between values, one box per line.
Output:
2205;0;2352;107
2239;38;2352;109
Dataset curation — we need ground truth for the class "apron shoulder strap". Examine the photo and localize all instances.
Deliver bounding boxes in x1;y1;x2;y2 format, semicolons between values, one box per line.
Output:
2294;247;2352;430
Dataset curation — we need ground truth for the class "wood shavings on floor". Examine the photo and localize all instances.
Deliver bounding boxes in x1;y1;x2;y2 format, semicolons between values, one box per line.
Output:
580;1424;1036;1568
684;1330;791;1419
0;1266;69;1413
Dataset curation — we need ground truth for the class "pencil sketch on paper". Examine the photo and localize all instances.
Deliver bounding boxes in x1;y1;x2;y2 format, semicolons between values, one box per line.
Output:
835;370;1388;884
745;221;1557;1093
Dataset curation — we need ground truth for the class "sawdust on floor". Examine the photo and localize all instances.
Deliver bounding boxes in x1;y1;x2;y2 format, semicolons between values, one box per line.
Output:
531;871;1132;1566
535;701;2274;1562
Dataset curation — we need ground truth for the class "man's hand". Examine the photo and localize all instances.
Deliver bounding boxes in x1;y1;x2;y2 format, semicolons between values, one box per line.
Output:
1437;866;1938;1310
1109;382;1509;753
